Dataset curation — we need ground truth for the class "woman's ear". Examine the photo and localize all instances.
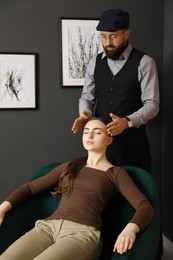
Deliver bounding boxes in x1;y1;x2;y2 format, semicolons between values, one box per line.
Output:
107;136;113;146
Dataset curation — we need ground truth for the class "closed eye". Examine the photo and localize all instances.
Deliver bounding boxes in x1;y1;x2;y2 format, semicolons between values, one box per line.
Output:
95;132;101;134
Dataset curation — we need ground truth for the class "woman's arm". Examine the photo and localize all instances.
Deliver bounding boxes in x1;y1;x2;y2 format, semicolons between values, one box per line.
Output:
1;163;68;212
112;167;155;254
116;167;155;231
0;201;12;226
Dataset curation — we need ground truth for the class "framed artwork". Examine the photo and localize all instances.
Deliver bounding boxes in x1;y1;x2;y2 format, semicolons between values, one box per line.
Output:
0;52;37;109
59;18;103;87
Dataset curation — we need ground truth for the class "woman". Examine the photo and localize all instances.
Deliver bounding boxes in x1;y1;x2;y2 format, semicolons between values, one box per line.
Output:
0;118;154;260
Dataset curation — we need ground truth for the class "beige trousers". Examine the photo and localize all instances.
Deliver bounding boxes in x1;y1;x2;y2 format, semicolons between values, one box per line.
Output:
0;219;102;260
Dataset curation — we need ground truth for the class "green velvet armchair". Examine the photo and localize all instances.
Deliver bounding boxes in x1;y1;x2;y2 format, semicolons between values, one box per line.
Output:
0;162;161;259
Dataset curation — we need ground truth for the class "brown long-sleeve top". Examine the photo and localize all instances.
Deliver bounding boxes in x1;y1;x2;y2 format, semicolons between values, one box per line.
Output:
5;162;154;231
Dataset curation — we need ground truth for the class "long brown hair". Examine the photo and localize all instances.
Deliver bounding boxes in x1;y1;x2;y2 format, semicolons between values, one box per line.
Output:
51;117;108;197
51;156;87;197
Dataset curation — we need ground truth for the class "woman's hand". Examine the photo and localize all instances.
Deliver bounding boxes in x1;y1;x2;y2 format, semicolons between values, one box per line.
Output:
113;223;139;254
0;201;12;226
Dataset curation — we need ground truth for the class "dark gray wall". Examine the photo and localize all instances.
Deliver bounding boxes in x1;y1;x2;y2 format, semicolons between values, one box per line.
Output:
162;0;173;242
0;0;170;241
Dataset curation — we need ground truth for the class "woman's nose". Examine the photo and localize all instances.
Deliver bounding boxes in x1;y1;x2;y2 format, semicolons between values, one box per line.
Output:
88;132;94;138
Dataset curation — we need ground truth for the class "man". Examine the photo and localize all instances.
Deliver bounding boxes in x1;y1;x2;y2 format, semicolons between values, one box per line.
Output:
72;9;160;173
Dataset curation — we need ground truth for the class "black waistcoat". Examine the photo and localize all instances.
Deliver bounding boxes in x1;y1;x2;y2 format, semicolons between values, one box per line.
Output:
94;48;145;123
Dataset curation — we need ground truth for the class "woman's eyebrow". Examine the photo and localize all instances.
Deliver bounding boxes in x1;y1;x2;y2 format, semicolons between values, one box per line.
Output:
83;127;103;131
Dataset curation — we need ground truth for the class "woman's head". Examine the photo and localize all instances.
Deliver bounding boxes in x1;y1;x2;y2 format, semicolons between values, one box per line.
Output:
82;117;113;152
53;118;112;197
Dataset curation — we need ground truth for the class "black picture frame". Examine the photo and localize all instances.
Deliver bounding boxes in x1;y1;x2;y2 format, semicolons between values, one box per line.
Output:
0;52;37;109
59;18;103;87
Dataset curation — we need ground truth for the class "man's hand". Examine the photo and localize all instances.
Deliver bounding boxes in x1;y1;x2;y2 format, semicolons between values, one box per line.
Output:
107;113;129;136
71;111;91;133
113;223;139;254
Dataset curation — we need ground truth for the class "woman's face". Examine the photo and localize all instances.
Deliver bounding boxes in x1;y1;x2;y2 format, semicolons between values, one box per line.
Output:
82;119;112;152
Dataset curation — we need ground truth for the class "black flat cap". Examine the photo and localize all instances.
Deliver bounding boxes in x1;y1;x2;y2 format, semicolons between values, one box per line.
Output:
96;9;130;32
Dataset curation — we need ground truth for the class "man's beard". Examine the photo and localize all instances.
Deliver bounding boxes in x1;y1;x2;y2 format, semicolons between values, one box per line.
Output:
103;42;127;60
